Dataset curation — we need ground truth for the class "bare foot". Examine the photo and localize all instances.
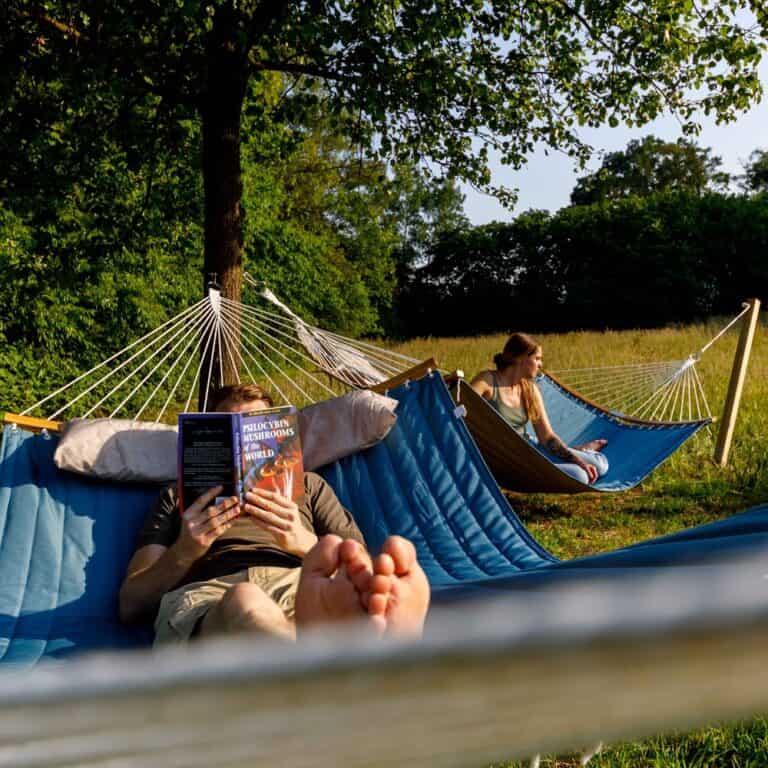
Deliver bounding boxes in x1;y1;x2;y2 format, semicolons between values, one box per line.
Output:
294;535;390;633
575;438;608;452
370;536;430;639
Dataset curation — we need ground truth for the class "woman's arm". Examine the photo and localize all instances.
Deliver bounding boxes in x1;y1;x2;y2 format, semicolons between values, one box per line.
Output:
529;385;598;483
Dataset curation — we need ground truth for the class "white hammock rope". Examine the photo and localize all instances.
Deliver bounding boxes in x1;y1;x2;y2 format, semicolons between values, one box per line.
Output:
17;281;418;422
21;296;212;419
548;304;751;424
244;273;420;381
219;298;341;394
240;297;401;386
218;299;328;403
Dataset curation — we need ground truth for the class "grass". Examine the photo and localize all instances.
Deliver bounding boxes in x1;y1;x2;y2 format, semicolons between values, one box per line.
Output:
389;318;768;767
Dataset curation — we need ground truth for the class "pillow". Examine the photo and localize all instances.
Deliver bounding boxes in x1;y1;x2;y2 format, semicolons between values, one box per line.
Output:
299;389;398;470
53;389;398;482
54;418;178;483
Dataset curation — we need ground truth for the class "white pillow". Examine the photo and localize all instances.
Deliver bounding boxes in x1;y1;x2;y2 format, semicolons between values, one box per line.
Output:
53;390;398;481
54;418;178;483
299;390;398;470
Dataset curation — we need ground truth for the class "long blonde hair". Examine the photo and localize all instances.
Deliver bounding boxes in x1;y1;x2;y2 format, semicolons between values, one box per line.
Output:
493;333;541;422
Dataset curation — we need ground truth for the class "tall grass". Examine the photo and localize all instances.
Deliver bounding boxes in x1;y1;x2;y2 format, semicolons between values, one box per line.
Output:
390;318;768;767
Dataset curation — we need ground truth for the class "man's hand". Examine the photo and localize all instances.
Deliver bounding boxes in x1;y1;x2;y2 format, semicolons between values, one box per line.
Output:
176;486;240;563
243;488;318;557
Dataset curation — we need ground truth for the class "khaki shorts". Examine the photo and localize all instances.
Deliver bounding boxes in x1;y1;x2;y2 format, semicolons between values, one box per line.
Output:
154;565;302;645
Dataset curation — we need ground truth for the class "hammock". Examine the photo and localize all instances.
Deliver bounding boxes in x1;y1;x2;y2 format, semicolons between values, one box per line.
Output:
10;276;743;433
448;372;711;493
4;365;766;668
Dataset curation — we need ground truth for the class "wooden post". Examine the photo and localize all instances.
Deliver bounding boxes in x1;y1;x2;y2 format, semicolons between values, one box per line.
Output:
714;298;761;466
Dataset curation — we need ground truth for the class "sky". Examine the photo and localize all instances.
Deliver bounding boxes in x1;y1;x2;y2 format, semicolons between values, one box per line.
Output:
462;61;768;225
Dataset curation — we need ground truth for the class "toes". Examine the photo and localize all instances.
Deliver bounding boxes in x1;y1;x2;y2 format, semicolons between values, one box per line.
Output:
302;534;343;577
368;591;388;617
339;539;373;593
380;536;416;576
369;613;387;636
370;573;391;597
373;552;395;577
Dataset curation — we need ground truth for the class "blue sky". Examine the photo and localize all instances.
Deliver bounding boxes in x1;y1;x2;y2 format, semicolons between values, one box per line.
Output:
462;61;768;225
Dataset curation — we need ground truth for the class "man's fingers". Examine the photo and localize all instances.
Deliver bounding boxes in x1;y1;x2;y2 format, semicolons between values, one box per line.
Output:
186;496;238;526
245;488;293;509
244;490;295;519
183;485;224;518
245;505;290;530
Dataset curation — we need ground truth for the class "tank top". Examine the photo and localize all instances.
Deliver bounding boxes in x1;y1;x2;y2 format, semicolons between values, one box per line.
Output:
488;372;528;435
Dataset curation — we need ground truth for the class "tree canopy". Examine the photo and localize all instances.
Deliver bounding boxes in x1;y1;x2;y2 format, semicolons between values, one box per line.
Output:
570;136;731;205
5;0;765;288
741;148;768;193
2;0;768;394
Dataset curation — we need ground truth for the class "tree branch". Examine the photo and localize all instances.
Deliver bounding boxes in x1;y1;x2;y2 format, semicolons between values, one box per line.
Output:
16;7;82;40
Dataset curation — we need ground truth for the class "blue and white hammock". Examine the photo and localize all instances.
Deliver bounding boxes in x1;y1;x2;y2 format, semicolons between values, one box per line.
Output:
449;372;710;493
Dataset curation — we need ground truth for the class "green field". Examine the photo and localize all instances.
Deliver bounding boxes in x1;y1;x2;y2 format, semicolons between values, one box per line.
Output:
391;318;768;767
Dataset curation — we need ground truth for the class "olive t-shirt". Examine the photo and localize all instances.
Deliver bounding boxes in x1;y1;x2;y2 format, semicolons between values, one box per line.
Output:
136;472;364;587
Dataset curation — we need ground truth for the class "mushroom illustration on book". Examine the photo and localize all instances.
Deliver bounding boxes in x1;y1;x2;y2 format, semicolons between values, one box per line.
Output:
240;407;303;500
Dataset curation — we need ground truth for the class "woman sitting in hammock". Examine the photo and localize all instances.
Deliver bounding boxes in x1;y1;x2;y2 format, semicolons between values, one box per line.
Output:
471;332;609;485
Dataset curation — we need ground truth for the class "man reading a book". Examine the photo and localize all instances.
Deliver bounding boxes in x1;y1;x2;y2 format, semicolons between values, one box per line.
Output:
119;383;429;643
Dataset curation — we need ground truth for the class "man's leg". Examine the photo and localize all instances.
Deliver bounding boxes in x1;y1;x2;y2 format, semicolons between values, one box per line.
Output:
200;581;296;641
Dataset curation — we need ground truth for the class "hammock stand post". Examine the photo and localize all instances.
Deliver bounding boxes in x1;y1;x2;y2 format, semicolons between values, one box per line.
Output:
714;297;761;467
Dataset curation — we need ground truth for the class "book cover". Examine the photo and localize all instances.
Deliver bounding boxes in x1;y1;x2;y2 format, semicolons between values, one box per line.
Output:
240;406;304;502
177;406;303;513
177;413;242;513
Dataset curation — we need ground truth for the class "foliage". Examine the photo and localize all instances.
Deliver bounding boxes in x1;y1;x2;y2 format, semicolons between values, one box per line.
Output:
571;136;731;205
400;192;768;336
741;148;768;193
4;0;766;254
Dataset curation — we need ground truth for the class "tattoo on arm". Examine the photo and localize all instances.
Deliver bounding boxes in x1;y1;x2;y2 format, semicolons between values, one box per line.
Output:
545;436;578;463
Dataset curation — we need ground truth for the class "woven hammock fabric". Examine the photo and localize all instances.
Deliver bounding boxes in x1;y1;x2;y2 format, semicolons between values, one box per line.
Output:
449;373;711;493
0;372;762;666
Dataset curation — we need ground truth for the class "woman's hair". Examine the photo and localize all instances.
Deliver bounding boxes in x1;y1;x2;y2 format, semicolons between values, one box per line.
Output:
209;383;274;411
493;332;541;421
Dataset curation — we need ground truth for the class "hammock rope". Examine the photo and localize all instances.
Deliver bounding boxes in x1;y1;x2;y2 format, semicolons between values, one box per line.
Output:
547;305;750;423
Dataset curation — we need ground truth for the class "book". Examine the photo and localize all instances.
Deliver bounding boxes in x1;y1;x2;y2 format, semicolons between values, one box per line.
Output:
177;406;303;513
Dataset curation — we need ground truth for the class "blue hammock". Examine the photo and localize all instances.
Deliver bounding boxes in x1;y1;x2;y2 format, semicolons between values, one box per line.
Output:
0;373;765;666
448;373;711;493
0;427;157;665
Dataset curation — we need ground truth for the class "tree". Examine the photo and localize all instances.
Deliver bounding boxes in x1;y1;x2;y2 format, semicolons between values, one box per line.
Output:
570;136;731;205
3;0;766;380
741;149;768;193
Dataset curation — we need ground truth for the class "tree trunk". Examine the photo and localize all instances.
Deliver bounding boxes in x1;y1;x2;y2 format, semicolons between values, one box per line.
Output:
199;4;248;407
